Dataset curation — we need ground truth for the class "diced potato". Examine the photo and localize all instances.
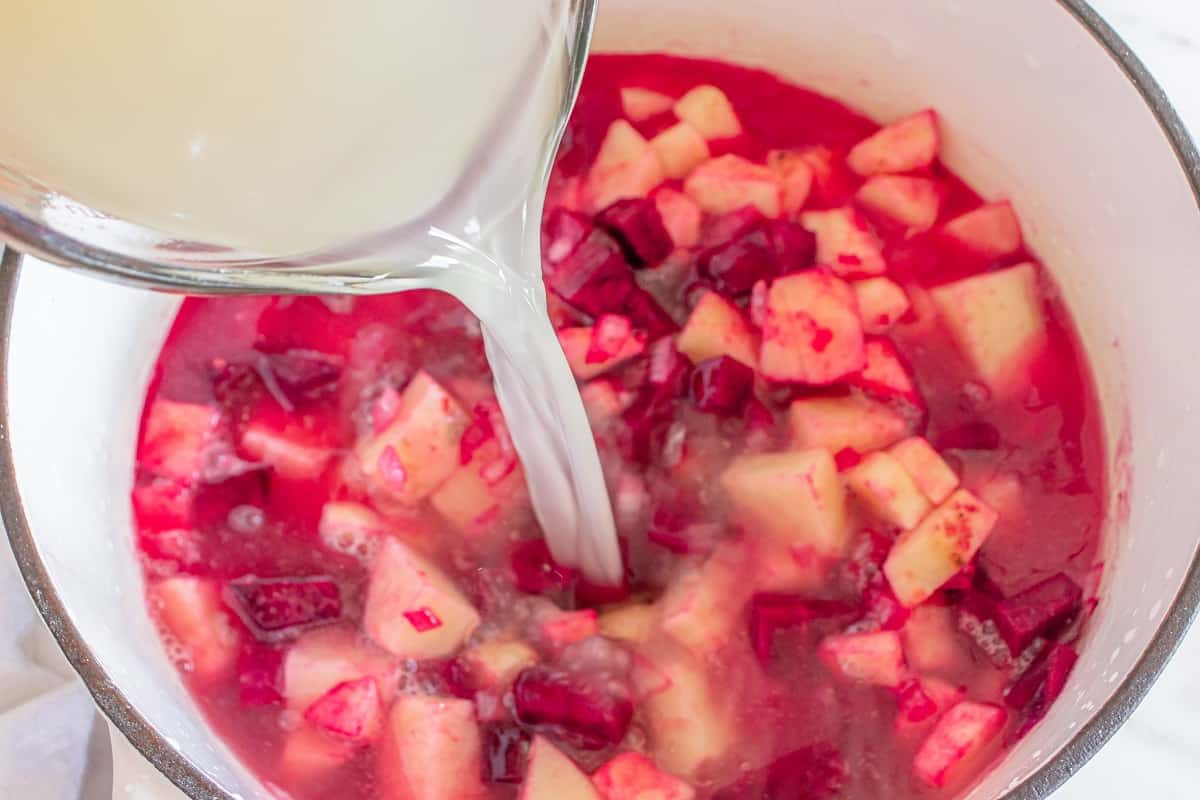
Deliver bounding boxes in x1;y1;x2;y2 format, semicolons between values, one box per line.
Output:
684;155;782;218
884;490;999;607
895;676;967;740
140;400;219;482
851;338;920;409
651;122;711;179
599;603;660;645
620;87;675;121
942;201;1023;260
912;701;1007;788
318;501;386;561
282;627;398;712
585;121;666;212
580;380;635;427
363;539;481;659
653;188;702;248
279;725;356;781
659;541;752;656
522;736;602;800
677;291;758;369
150;576;238;684
788;394;908;454
377;696;488;800
354;371;469;504
462;639;539;690
818;630;906;688
902;605;972;677
929;263;1047;396
856;175;942;233
639;644;735;777
759;272;865;384
540;609;599;649
240;423;332;480
846;109;940;176
845;452;933;530
801;207;886;277
673;85;742;139
889;437;959;504
721;449;848;558
767;150;815;216
592;752;696;800
558;318;648;380
853;278;911;335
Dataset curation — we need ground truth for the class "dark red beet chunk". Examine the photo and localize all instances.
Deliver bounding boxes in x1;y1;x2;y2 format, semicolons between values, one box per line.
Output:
1007;643;1078;732
262;349;343;401
992;573;1083;653
896;679;938;724
697;234;776;297
484;725;531;784
510;539;576;595
596;198;674;268
542;208;595;266
689;356;754;416
623;288;679;338
236;643;283;707
750;594;854;664
715;743;847;800
936;421;1002;451
226;577;342;640
512;667;633;750
765;220;818;274
545;230;636;317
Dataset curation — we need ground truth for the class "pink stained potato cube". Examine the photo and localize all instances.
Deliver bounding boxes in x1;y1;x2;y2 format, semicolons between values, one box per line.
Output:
558;316;648;380
942;201;1024;260
303;676;383;743
788;394;909;455
462;639;539;691
846;109;940;176
596;198;675;267
855;175;942;232
653;188;703;249
140;400;220;482
672;85;742;140
848;338;922;412
721;448;849;558
580;379;635;427
377;695;489;800
540;609;600;649
279;725;358;781
684;155;783;218
766;150;815;216
853;278;911;335
592;752;696;800
585;120;666;212
913;701;1007;788
150;576;239;684
844;451;933;530
353;370;470;505
677;291;758;369
817;630;906;688
800;207;887;277
889;437;959;504
364;538;481;659
883;489;1000;607
620;87;675;121
930;262;1048;398
239;422;333;481
521;735;603;800
901;604;973;678
659;541;754;656
598;602;659;645
282;626;399;712
317;501;386;563
759;272;866;385
651;122;711;179
895;677;967;739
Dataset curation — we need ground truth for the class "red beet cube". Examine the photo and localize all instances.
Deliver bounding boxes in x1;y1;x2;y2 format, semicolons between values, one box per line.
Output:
510;539;576;595
714;743;846;800
936;421;1001;451
749;593;854;664
262;349;343;403
623;288;679;338
543;208;596;266
226;576;342;640
992;573;1083;653
697;234;776;297
765;220;818;274
512;667;633;750
689;356;754;416
701;206;767;248
896;679;939;725
546;230;636;317
596;198;674;268
1006;643;1078;730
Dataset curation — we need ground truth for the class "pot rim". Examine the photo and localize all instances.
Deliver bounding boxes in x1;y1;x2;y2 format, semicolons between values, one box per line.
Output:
3;2;1199;798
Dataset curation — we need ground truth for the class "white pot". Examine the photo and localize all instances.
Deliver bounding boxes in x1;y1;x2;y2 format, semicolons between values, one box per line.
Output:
4;1;1200;798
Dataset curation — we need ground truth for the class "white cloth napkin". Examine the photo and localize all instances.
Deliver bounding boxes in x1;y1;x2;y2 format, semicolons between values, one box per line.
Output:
0;544;111;800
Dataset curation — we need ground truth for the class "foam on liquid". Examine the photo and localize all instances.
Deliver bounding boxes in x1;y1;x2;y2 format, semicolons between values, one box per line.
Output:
0;0;621;583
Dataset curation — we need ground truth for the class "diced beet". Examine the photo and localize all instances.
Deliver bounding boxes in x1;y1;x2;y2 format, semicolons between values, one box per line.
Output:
743;395;776;433
237;643;283;707
542;208;595;266
701;206;767;248
896;679;939;724
766;220;818;274
510;539;576;595
750;594;854;665
623;288;680;338
991;573;1083;653
546;230;637;317
646;506;694;554
596;198;674;268
303;676;382;741
936;421;1001;451
459;403;496;466
441;658;477;700
1006;643;1078;730
226;576;342;640
484;725;531;784
941;562;977;593
834;447;862;471
689;356;754;416
262;349;343;402
575;573;633;606
714;743;846;800
697;234;776;297
512;667;633;750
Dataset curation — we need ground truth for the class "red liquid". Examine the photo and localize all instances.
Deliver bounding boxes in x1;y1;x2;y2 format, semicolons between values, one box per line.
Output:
131;54;1105;800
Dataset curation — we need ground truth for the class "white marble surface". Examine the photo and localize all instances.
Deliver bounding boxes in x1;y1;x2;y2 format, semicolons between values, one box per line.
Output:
1;2;1199;799
1050;1;1200;797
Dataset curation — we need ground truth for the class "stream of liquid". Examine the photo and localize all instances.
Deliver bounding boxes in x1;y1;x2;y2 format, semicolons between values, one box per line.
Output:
0;0;622;583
